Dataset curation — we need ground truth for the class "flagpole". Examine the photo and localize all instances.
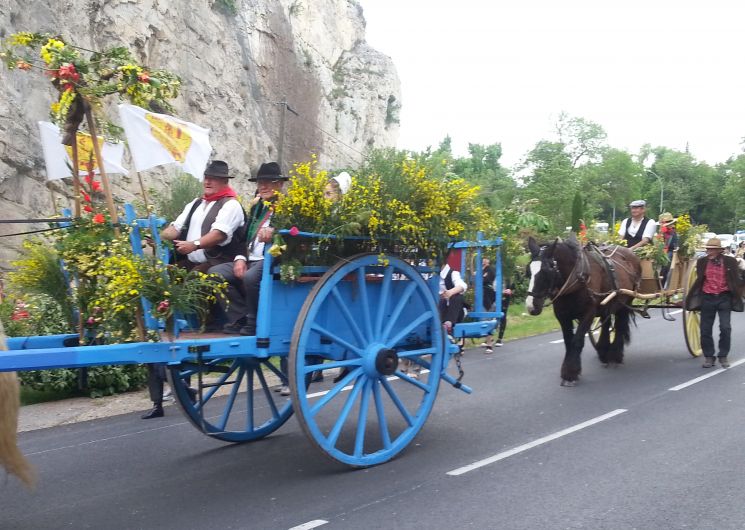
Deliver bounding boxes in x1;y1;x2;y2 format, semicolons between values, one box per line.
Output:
70;138;82;217
46;181;57;215
84;105;120;231
136;171;151;210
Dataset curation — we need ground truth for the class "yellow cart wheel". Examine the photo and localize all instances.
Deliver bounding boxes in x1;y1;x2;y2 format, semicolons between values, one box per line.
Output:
682;262;702;357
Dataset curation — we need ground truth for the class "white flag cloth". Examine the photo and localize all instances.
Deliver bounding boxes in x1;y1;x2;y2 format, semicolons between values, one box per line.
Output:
38;121;128;181
118;103;211;179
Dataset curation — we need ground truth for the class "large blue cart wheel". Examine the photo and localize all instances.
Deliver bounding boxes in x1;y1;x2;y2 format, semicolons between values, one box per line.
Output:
290;253;445;467
167;355;293;442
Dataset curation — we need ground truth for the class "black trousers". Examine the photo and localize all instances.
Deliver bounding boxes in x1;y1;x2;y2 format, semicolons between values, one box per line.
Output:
700;293;732;358
146;363;166;405
498;297;511;340
439;294;465;325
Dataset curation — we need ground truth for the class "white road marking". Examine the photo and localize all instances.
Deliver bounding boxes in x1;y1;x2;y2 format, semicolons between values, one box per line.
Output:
550;339;563;344
668;358;745;391
446;408;627;476
669;309;683;315
288;520;328;530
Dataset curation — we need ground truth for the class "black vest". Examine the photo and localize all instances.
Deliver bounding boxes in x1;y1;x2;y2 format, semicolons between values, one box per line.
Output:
622;217;651;247
178;198;247;262
443;267;455;290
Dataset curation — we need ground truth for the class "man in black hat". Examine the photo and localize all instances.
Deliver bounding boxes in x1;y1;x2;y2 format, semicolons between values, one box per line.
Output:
209;162;287;337
618;199;656;250
143;160;245;420
160;160;246;273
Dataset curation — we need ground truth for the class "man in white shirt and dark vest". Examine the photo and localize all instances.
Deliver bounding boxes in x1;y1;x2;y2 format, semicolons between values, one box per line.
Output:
160;160;246;273
142;160;245;420
618;199;656;250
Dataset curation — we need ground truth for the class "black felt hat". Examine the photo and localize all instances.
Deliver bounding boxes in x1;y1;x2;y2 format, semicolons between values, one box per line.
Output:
249;161;287;182
204;160;231;178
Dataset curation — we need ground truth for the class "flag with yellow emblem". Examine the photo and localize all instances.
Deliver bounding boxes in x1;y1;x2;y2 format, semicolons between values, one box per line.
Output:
38;122;128;181
118;103;211;179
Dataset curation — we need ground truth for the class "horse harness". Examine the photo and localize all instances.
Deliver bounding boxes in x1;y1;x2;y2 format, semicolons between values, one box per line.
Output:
544;241;632;304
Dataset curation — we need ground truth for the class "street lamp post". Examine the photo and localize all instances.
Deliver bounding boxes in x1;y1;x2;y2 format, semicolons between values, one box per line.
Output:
646;169;664;213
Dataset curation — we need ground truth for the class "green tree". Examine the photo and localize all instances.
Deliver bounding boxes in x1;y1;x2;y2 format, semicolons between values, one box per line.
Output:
518;141;576;231
555;112;608;167
571;191;583;232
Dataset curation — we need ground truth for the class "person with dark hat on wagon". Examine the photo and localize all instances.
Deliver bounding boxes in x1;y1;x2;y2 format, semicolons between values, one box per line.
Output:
684;237;745;368
141;161;246;420
209;162;287;339
618;199;656;250
160;160;247;273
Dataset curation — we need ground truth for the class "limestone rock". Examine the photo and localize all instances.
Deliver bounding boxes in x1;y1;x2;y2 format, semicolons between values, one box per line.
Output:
0;0;400;264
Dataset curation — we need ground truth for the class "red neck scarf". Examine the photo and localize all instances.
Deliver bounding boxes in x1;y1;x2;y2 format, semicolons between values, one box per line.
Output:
203;187;237;202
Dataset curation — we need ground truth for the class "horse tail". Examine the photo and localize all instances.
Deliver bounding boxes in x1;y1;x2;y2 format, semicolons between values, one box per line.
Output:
0;320;35;489
0;372;35;489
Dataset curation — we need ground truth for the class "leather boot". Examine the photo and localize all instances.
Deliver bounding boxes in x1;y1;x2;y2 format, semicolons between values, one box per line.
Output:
141;404;164;419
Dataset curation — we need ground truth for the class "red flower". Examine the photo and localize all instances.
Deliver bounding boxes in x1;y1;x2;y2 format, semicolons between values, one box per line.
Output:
11;310;30;321
15;60;31;71
83;204;93;213
82;192;91;203
92;213;105;224
91;181;102;192
58;63;80;83
138;71;150;83
157;300;170;313
289;226;300;236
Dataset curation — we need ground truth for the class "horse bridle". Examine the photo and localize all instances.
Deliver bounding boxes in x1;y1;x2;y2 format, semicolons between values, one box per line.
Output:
527;242;563;301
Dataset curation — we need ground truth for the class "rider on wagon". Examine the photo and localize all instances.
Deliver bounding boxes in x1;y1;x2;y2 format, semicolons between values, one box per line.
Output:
618;199;657;250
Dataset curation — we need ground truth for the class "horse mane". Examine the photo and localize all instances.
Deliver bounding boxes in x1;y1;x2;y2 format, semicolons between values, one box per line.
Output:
564;232;581;254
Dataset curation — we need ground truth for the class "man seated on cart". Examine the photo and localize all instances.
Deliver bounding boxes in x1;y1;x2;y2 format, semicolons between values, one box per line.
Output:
160;160;247;273
618;199;656;250
210;162;287;336
440;249;468;337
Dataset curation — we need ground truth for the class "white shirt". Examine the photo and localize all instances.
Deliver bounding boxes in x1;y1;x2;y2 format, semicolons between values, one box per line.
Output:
171;198;245;263
619;217;656;243
439;265;467;294
234;209;274;263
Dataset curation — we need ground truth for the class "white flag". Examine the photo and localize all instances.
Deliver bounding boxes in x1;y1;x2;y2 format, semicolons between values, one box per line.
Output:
118;103;211;180
38;121;128;181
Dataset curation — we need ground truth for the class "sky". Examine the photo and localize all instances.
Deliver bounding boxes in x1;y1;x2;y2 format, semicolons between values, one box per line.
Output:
359;0;745;168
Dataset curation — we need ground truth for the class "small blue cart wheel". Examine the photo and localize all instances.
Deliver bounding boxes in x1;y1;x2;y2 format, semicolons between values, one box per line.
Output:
168;355;293;442
290;253;445;467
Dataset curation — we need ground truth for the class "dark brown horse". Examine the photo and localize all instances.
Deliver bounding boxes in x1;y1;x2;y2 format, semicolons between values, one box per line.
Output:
526;234;642;386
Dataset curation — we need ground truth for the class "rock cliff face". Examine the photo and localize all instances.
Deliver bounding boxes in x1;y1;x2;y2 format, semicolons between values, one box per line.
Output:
0;0;399;264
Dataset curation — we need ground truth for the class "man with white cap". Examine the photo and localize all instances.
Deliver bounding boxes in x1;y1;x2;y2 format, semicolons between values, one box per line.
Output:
618;199;656;249
684;237;745;368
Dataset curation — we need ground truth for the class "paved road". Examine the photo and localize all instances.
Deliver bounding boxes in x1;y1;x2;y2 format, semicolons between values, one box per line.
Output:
4;310;745;530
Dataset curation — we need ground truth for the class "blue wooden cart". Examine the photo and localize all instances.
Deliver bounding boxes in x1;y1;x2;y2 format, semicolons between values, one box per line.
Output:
1;207;503;467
